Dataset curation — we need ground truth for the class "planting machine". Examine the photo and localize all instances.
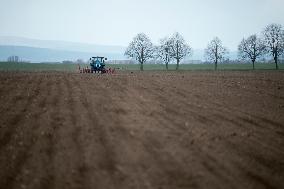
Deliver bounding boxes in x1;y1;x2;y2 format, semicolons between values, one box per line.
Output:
78;56;115;74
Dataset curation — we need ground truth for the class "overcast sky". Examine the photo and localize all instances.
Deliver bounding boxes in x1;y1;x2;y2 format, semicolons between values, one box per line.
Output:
0;0;284;50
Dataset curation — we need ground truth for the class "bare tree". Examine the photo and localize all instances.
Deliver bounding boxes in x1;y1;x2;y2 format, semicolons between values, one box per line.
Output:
168;32;192;70
262;23;284;70
7;55;19;62
238;34;266;70
205;37;228;70
125;33;154;71
156;37;172;70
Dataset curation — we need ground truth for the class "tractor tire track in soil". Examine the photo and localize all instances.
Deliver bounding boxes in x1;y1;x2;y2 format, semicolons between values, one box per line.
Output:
0;71;283;189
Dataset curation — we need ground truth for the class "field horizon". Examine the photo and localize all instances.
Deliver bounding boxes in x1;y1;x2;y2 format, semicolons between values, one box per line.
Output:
0;62;283;72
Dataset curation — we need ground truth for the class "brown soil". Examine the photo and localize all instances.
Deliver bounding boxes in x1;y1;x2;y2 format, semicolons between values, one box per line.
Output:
0;71;283;189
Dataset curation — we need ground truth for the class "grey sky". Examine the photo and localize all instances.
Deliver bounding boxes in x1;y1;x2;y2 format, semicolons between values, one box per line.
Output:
0;0;284;50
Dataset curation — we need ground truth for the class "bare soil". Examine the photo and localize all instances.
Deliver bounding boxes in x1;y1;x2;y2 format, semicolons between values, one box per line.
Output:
0;71;283;189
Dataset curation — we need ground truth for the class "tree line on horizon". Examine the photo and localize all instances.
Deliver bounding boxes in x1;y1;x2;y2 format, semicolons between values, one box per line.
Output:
125;23;284;71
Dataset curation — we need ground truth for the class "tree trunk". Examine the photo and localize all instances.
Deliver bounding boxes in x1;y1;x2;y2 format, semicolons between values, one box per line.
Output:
275;56;278;70
140;62;143;71
176;59;180;70
273;49;278;70
176;43;179;70
252;60;255;70
166;62;168;70
214;47;218;71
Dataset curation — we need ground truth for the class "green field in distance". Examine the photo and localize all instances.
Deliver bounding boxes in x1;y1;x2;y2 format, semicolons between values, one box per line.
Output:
0;62;283;72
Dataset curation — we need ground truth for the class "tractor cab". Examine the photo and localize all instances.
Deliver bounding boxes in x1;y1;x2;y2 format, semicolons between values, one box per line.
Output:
90;56;107;73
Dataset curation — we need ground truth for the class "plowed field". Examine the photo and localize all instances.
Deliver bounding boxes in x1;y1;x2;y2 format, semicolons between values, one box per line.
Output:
0;71;283;189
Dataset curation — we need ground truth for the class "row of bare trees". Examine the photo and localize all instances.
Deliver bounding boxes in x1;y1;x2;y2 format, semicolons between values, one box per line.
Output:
238;24;284;70
7;56;20;62
125;23;284;71
125;32;192;71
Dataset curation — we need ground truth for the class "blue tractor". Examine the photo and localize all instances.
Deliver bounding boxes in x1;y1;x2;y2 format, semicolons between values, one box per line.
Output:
89;56;107;73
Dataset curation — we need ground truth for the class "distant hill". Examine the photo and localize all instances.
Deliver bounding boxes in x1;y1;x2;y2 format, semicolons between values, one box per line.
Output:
0;45;124;63
0;36;126;62
0;36;125;54
0;36;239;62
189;49;238;61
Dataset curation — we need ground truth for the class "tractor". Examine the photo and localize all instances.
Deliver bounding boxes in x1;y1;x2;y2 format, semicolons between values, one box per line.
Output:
89;56;107;73
78;56;115;74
